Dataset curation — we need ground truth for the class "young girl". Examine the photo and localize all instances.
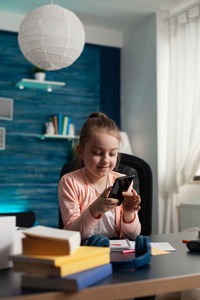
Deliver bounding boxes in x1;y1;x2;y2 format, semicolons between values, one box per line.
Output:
58;112;141;240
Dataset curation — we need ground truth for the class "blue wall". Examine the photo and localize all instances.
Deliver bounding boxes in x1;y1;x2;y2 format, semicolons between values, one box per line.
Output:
0;30;120;227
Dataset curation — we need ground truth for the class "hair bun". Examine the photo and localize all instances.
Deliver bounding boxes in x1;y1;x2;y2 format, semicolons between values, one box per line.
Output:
89;112;106;119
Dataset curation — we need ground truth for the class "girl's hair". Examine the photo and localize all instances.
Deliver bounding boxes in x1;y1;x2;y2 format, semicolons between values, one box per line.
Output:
79;111;120;149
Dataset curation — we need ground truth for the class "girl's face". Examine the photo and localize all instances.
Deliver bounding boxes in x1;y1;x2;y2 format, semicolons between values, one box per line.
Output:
78;130;119;181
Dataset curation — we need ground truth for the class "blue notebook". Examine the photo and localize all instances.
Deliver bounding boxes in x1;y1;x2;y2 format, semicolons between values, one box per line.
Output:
66;116;71;135
57;113;63;135
21;263;112;291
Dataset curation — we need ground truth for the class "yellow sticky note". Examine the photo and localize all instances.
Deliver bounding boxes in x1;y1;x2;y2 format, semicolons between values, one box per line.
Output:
151;248;171;256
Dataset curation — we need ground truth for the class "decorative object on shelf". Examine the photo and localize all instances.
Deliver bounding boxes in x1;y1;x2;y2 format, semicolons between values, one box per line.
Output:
68;123;75;136
0;98;13;120
45;122;55;135
33;66;46;81
119;131;133;155
18;3;85;71
0;127;6;150
16;79;65;92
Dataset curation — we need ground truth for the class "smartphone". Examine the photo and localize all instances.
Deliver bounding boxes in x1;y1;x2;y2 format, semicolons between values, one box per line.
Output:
108;175;135;206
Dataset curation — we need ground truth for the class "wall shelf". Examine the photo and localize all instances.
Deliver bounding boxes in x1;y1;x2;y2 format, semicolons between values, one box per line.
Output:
37;134;79;141
16;79;66;92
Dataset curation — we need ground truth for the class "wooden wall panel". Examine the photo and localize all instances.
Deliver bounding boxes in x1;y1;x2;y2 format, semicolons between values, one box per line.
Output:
0;30;120;228
0;30;100;227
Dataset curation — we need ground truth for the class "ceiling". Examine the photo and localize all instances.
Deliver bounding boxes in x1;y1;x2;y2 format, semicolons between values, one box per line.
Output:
0;0;185;31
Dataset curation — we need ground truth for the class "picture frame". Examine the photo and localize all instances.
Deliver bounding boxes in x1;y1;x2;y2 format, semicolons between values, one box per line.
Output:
0;97;13;120
0;127;5;150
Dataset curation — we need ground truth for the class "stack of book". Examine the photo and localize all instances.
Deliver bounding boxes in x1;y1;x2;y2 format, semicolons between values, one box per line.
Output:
10;225;112;292
51;114;72;136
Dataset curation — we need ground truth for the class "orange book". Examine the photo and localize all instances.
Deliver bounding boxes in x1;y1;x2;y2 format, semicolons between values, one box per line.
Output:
21;225;81;256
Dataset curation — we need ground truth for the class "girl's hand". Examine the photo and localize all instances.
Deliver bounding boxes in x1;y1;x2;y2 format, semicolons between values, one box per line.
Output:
122;189;141;223
89;187;118;218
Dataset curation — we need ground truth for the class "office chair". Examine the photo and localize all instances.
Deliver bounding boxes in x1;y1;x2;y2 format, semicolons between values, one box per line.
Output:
58;153;153;235
0;211;36;227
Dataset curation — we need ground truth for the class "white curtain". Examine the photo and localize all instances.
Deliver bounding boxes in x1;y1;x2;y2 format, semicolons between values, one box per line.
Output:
158;3;200;233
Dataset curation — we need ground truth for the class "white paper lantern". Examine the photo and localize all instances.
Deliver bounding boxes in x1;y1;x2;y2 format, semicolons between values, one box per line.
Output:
18;4;85;70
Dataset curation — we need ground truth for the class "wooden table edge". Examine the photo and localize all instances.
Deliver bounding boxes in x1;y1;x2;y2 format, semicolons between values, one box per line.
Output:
2;273;200;300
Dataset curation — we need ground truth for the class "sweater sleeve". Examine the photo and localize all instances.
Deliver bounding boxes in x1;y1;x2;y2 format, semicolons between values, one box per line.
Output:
58;174;100;239
121;212;141;240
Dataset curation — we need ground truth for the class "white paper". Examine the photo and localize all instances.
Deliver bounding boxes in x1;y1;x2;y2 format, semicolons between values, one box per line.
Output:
151;242;176;252
110;239;135;251
110;239;176;252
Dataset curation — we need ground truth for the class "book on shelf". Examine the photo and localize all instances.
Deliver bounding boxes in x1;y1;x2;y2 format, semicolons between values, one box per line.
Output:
10;246;110;277
48;114;73;136
57;113;63;135
66;116;71;135
21;263;112;292
62;116;68;135
62;116;71;135
51;115;58;135
21;225;81;256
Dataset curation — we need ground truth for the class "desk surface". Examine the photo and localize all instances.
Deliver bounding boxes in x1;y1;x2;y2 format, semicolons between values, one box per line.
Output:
1;231;200;300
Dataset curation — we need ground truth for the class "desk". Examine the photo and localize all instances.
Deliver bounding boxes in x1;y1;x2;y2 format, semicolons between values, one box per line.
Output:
1;231;200;300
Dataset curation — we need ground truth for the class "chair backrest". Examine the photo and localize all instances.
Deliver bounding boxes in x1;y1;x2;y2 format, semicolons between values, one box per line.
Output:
58;153;153;235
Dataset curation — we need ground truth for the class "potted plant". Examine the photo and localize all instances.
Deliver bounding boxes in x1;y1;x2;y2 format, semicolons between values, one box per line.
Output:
33;66;46;81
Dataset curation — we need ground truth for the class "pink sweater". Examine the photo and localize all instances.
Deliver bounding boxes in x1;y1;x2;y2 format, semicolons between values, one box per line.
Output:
58;168;141;240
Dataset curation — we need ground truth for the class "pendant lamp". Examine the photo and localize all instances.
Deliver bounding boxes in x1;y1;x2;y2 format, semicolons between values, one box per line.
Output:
18;4;85;70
